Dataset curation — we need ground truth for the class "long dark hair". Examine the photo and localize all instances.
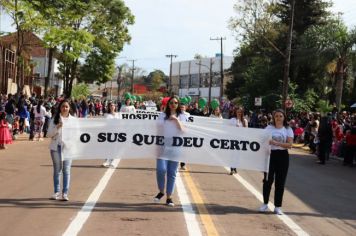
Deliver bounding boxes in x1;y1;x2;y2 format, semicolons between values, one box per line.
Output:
107;101;116;114
53;99;71;125
0;111;5;121
271;109;289;128
37;100;43;114
164;96;182;120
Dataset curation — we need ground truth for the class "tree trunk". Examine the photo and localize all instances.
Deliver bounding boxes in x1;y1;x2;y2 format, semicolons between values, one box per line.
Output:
66;59;78;98
44;47;55;97
335;59;344;111
64;62;70;98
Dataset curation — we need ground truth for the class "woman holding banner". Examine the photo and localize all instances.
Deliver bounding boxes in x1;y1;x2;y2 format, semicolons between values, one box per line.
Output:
47;99;74;201
102;102;120;167
120;97;136;113
259;109;293;215
210;106;223;119
229;106;248;175
154;96;187;207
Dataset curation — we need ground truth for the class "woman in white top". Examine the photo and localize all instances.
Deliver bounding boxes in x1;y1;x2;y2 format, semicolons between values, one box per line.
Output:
154;96;187;207
102;102;120;167
33;100;47;141
119;98;136;113
47;99;74;201
259;109;293;215
210;107;223;119
229;106;248;175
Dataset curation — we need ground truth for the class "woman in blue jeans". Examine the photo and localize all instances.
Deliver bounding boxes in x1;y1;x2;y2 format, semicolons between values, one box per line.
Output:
47;99;73;201
154;96;187;207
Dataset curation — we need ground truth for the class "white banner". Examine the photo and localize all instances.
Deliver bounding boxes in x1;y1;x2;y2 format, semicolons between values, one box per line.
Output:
62;114;271;172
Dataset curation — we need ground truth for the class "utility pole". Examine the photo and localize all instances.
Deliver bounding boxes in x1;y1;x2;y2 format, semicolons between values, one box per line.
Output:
127;59;136;94
282;0;295;112
210;37;226;101
196;59;214;105
117;65;124;99
166;54;178;96
208;58;214;106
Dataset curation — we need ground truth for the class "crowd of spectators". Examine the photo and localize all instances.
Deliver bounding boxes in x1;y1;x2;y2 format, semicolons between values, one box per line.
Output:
1;93;355;167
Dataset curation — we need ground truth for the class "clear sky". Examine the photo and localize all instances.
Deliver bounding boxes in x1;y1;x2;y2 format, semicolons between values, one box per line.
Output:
1;0;355;75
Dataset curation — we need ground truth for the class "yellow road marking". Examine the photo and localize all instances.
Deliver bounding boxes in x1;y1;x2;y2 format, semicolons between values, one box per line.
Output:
181;170;219;236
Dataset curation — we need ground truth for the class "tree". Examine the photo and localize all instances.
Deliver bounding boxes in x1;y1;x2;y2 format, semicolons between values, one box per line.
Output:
26;0;134;97
275;0;331;95
276;0;330;36
0;0;46;94
227;0;340;111
151;71;164;91
145;70;166;89
79;46;116;84
303;18;356;110
71;83;90;99
229;0;284;57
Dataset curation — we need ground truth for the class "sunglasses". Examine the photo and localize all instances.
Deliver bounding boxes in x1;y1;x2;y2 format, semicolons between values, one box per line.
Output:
169;101;179;105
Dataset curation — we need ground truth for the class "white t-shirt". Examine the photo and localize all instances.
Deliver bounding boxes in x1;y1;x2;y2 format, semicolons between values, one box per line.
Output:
120;105;136;113
210;114;223;119
157;112;187;138
33;105;47;119
230;117;248;127
104;113;120;119
157;112;188;158
265;125;294;150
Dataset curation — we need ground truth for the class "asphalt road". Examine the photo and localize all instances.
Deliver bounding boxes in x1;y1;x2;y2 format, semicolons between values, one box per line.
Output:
0;136;355;236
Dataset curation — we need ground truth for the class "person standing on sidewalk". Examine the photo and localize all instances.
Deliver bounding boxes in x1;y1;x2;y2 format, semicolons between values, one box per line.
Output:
259;109;293;215
154;96;187;207
33;100;47;141
0;111;12;149
344;120;356;167
47;99;74;201
317;116;333;164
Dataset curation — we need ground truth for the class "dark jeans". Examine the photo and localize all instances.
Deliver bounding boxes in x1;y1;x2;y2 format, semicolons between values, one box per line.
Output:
344;145;356;166
318;141;331;163
263;150;289;207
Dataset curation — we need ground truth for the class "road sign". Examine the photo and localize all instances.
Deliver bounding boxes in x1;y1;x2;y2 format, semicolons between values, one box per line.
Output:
255;97;262;106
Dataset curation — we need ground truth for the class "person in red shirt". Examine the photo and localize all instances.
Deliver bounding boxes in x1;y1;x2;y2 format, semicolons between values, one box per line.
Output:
344;121;356;167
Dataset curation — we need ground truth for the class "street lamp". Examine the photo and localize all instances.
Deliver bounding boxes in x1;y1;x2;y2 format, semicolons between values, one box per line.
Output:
196;58;214;105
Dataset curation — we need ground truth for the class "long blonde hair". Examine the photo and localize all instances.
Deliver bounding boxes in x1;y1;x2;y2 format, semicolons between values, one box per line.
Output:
235;106;246;127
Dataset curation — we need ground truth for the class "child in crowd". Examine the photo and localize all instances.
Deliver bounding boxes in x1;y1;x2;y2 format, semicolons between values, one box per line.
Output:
0;111;13;149
12;116;20;138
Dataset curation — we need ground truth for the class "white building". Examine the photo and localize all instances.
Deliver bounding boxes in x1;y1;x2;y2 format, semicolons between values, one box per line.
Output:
32;50;62;96
171;55;234;101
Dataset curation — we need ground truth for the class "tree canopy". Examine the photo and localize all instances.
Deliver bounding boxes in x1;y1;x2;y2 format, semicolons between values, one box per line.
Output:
227;0;356;112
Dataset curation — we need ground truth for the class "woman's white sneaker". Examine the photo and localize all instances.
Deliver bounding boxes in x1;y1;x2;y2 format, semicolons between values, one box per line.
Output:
259;204;268;212
274;207;283;215
62;193;69;201
50;192;60;200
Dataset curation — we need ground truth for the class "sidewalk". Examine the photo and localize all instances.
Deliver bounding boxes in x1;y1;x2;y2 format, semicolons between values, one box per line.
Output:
292;143;344;162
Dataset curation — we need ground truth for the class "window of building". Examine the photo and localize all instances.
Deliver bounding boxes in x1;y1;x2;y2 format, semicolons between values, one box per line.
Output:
190;74;200;88
180;75;189;89
201;73;209;87
212;72;221;87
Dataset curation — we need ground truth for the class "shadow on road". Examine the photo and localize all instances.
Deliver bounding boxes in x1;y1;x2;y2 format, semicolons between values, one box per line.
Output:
286;151;356;221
